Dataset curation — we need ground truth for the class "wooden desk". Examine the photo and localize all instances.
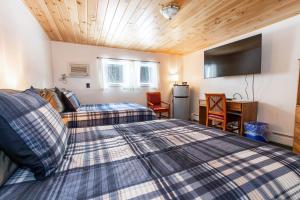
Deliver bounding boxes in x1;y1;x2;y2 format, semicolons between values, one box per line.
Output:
199;99;258;134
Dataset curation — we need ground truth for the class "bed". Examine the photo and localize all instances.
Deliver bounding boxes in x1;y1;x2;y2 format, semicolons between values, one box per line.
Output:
1;119;299;199
29;88;157;127
61;102;157;128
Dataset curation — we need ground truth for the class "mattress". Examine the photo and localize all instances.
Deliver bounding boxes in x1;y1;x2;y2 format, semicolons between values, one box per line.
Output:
61;103;157;128
0;119;299;199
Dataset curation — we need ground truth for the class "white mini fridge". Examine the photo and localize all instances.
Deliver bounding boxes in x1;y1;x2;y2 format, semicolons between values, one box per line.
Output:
173;85;190;120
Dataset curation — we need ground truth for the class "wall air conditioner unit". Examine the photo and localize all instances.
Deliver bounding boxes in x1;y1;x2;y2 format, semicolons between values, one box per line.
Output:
69;64;90;77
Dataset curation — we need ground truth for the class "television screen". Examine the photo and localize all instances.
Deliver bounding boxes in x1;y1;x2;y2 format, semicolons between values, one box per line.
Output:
204;34;262;79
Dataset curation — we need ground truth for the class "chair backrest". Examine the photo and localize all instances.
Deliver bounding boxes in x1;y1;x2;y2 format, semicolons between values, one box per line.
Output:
205;93;227;117
147;92;161;105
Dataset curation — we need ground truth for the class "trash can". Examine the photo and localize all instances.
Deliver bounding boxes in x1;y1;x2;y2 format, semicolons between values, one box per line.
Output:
244;121;269;142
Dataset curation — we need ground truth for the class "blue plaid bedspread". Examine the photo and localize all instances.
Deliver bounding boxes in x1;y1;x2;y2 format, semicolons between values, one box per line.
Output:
61;103;157;128
1;119;299;199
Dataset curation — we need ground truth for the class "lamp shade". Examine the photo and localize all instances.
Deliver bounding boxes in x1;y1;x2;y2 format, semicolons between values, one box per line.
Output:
160;5;180;20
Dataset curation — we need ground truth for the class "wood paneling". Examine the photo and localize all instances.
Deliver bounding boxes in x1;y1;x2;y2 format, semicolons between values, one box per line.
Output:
293;61;300;154
294;107;300;154
23;0;300;54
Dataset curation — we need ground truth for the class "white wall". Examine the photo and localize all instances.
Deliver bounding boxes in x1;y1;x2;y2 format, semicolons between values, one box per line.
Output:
0;0;52;90
183;15;300;146
51;42;182;106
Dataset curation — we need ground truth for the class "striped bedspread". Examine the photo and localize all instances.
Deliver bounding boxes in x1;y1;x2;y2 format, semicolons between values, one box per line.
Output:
61;103;157;128
1;119;299;199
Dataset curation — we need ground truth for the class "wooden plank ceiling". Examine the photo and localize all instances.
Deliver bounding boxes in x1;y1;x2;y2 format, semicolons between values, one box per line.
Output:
23;0;300;55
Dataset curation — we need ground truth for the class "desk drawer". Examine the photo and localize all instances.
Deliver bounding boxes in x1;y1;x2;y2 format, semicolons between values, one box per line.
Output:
227;102;242;112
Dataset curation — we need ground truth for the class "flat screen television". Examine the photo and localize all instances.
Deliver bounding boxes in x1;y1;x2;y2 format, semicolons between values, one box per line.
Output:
204;34;262;79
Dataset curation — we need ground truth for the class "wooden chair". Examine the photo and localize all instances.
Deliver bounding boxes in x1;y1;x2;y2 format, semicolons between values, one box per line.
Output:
146;92;170;118
205;93;227;131
205;93;241;133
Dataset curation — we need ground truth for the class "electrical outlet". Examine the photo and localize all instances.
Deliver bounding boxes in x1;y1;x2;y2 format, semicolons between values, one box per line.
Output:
86;83;90;88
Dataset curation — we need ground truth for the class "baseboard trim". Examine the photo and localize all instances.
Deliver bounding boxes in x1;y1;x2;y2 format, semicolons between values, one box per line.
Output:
191;113;199;121
271;131;293;138
266;131;293;147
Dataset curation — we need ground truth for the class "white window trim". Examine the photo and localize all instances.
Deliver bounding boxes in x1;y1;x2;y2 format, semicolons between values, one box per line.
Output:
99;58;159;90
140;83;151;87
138;62;158;88
139;64;150;86
103;59;126;87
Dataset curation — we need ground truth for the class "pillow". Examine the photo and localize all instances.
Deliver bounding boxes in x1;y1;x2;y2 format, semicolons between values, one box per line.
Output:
39;89;65;113
29;86;43;94
30;87;65;112
55;88;80;111
0;151;17;186
0;90;69;180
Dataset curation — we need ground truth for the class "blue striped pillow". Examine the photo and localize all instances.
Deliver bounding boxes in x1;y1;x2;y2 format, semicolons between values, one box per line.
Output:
59;89;81;111
0;90;69;179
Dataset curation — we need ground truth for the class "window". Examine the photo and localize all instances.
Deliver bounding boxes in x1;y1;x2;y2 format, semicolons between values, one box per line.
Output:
100;59;158;89
140;66;150;84
107;64;123;84
138;63;158;88
102;60;125;87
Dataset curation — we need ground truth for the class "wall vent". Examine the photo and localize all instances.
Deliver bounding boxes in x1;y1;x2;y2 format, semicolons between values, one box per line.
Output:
69;64;90;77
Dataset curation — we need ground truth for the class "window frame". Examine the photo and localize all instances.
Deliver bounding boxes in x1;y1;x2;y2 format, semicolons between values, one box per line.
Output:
138;62;157;87
139;65;151;87
100;59;158;89
103;60;125;87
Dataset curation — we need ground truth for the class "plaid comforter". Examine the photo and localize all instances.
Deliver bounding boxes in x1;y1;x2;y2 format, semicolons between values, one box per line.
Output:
1;119;299;199
61;103;157;128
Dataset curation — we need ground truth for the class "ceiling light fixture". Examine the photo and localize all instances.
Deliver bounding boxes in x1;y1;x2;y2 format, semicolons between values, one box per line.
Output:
160;2;180;20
